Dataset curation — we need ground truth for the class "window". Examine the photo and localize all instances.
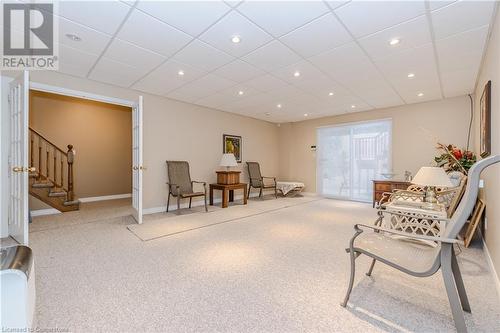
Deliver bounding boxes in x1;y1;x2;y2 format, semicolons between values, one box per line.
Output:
316;119;392;202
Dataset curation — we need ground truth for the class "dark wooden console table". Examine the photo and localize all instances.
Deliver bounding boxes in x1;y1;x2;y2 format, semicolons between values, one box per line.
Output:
209;183;248;208
372;180;411;207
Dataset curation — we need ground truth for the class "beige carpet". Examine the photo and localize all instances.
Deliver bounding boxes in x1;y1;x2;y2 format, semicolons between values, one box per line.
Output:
28;198;500;332
128;195;321;241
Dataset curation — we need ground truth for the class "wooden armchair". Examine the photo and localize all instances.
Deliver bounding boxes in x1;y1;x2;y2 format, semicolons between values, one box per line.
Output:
341;156;500;332
166;161;207;213
246;162;277;199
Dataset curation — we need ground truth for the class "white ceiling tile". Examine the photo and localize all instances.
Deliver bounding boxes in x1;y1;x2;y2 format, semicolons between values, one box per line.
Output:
196;92;239;109
432;0;495;40
212;60;265;83
309;42;370;77
280;13;352;58
325;1;350;10
199;11;273;57
436;26;488;73
334;1;426;38
132;59;207;95
164;90;199;104
237;1;330;37
117;9;192;57
243;74;290;92
270;60;328;85
89;58;147;88
59;0;131;35
58;17;111;56
136;1;231;36
170;74;237;100
428;1;456;11
57;44;99;77
173;39;235;71
241;41;302;71
104;38;166;72
358;15;432;60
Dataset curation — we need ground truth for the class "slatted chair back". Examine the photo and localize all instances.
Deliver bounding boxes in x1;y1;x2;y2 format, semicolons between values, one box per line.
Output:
246;162;263;187
166;161;193;195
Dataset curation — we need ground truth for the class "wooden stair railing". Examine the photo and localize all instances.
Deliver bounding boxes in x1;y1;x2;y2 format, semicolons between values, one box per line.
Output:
29;127;79;212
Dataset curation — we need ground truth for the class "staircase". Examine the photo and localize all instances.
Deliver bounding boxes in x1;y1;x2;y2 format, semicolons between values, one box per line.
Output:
29;128;79;212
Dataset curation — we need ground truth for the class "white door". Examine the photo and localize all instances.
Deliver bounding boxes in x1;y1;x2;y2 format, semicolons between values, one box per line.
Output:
8;71;30;244
132;96;143;224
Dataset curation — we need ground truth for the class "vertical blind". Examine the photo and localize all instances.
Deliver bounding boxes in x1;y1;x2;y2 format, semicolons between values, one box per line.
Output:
316;119;392;202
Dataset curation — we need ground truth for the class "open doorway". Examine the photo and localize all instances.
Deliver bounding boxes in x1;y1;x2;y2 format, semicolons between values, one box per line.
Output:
28;90;134;229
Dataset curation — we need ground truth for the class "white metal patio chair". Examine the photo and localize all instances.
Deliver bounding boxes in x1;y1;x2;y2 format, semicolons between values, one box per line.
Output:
340;155;500;333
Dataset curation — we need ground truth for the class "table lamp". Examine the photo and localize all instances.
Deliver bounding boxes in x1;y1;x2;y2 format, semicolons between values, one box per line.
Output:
219;153;238;171
412;166;453;209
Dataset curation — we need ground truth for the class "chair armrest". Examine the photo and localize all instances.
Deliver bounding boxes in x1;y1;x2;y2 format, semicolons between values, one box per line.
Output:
262;176;276;185
191;180;206;185
354;223;461;244
166;182;179;188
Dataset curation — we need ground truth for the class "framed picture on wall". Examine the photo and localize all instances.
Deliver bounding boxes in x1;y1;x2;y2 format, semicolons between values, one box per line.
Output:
223;134;242;163
480;80;491;157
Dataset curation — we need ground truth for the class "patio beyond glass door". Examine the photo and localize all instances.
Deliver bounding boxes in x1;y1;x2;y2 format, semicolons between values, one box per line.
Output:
317;119;392;202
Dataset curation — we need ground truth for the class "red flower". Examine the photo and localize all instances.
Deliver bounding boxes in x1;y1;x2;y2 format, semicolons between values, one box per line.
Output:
452;149;463;160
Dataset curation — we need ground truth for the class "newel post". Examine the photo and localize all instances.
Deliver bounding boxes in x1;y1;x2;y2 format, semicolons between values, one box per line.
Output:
67;144;75;202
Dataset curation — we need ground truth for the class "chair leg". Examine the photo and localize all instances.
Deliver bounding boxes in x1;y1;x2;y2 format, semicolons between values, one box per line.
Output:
177;196;181;214
204;194;208;212
274;186;277;198
247;185;251;200
452;248;471;313
189;197;192;209
259;187;263;198
166;193;170;212
341;248;357;307
441;244;468;333
366;259;376;276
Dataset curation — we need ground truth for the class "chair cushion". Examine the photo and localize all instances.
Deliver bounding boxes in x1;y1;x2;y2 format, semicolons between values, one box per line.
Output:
354;231;440;274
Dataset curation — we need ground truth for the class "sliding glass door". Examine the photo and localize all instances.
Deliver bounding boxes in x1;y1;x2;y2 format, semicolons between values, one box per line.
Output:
317;119;392;202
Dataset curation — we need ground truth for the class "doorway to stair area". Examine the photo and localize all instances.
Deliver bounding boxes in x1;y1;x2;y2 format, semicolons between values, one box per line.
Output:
28;90;133;227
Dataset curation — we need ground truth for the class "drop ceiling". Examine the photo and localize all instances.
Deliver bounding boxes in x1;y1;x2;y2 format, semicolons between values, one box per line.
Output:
41;1;497;122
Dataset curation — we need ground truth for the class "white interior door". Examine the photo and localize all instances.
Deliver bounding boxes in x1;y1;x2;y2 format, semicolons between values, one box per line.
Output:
8;71;29;244
132;96;143;224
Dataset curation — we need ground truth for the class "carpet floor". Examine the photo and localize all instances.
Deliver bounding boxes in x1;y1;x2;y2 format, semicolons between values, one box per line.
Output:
29;198;500;332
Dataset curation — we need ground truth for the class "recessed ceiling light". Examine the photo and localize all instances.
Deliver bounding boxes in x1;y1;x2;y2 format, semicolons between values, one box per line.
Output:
389;38;400;46
407;73;415;78
238;90;244;96
304;113;308;117
177;70;185;76
293;71;301;77
417;92;424;97
66;33;81;42
231;35;241;43
328;92;334;96
276;104;282;108
351;105;356;109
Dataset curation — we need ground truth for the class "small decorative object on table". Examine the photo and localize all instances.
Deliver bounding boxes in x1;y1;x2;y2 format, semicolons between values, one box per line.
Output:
223;134;242;163
217;153;240;185
412;166;453;210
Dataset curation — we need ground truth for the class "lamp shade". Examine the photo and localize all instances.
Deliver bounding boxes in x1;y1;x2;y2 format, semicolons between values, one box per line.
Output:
220;153;238;167
412;167;454;187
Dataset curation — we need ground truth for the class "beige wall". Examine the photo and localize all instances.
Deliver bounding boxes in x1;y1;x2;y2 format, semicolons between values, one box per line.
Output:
278;96;472;193
27;71;280;211
474;10;500;283
29;91;132;201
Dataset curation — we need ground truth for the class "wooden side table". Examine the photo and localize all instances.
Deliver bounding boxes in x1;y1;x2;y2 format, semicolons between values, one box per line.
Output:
209;183;247;208
372;180;411;207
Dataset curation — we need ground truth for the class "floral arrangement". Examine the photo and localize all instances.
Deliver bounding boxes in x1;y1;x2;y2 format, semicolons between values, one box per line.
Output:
435;143;477;174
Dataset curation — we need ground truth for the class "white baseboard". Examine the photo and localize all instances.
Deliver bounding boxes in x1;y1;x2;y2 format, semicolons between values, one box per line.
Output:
30;208;61;217
483;238;500;302
79;193;131;203
144;191;267;215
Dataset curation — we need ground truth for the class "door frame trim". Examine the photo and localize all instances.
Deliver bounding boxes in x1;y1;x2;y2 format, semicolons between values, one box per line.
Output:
30;82;136;107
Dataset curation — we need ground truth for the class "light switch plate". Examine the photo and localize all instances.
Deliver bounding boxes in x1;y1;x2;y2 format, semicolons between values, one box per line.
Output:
479;179;484;188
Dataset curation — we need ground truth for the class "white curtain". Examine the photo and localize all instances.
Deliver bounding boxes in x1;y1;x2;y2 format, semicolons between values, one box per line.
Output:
316;119;392;202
